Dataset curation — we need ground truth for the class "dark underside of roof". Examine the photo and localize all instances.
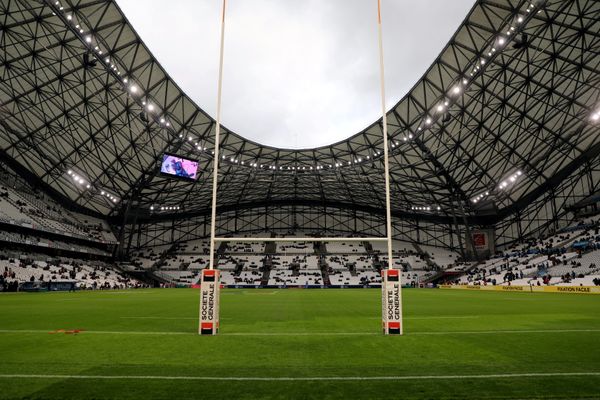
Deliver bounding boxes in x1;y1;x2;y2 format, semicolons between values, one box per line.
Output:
0;0;599;225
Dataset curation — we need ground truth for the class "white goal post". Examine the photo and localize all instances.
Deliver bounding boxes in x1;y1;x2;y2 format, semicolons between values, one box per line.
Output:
199;0;403;336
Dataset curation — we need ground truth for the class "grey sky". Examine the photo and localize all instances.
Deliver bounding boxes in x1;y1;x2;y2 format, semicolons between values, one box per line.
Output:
116;0;475;149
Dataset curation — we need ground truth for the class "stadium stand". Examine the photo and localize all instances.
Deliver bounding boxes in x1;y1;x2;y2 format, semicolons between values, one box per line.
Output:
0;163;117;245
450;218;600;287
0;252;145;291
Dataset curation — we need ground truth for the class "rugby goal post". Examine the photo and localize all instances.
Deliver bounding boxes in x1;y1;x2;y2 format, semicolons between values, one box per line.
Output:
199;0;403;335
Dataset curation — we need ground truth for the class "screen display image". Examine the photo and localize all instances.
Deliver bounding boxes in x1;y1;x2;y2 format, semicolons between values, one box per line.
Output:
160;154;199;180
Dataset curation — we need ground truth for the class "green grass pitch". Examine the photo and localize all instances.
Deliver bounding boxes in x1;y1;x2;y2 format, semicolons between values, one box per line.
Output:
1;288;599;399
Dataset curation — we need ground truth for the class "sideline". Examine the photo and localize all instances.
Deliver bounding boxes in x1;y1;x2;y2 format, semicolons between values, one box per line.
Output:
0;372;599;381
0;328;599;336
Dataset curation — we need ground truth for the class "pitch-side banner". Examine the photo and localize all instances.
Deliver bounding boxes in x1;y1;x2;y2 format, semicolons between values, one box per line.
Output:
438;284;600;294
199;269;220;335
382;269;403;335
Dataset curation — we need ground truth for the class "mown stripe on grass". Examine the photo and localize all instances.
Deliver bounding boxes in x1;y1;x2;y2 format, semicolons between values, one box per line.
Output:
0;372;599;381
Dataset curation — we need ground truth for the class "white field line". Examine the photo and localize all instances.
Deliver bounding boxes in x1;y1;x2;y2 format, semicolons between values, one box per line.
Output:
218;329;600;336
239;291;280;295
0;372;599;381
120;317;197;320
368;316;479;320
407;316;479;320
0;329;194;336
0;328;599;336
86;291;156;295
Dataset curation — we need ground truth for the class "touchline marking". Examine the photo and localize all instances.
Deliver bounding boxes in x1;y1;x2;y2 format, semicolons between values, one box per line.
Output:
0;372;599;381
222;332;379;336
221;329;600;336
120;317;197;320
410;329;600;336
0;328;599;336
408;316;479;320
0;329;194;336
368;316;479;320
241;290;280;295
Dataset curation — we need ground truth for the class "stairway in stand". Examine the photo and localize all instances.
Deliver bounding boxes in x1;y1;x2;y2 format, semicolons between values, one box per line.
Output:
319;256;331;286
260;256;272;286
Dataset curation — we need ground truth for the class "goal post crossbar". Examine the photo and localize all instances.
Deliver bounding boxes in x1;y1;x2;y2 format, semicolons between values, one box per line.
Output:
213;237;389;242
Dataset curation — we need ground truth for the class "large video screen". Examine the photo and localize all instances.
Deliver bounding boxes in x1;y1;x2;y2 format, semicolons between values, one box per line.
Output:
160;153;199;180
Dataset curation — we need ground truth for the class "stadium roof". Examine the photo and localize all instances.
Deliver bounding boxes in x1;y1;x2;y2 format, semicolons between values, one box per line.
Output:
0;0;599;224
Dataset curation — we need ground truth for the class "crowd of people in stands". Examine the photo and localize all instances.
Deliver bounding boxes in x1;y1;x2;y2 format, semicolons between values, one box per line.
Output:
0;274;18;291
234;269;262;285
279;242;310;252
227;242;263;253
0;253;147;292
452;217;600;286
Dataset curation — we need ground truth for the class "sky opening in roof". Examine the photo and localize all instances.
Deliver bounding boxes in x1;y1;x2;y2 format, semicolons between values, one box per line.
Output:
116;0;474;149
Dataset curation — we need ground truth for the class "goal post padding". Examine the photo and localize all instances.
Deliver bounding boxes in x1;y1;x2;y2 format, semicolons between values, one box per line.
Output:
382;269;402;335
199;269;220;335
